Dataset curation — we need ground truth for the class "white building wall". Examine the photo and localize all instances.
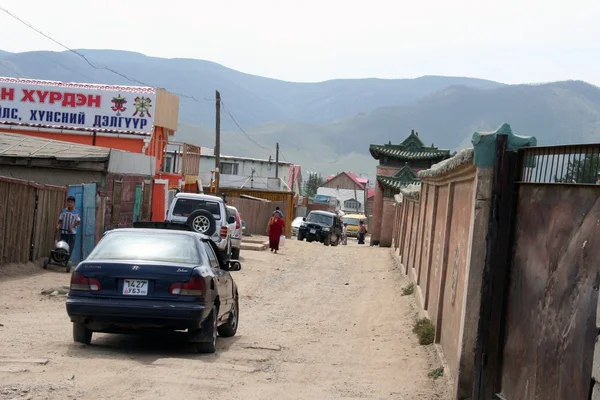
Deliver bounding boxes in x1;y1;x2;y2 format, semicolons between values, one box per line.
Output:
198;155;291;190
108;150;156;176
317;187;366;213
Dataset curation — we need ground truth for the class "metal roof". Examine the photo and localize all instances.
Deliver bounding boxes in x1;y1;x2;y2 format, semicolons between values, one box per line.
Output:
0;132;110;160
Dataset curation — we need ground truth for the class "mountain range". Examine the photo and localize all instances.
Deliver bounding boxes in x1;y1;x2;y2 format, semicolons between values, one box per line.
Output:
1;49;600;177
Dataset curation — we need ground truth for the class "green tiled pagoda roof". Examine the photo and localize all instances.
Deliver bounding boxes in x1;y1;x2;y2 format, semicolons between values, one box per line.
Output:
370;146;451;160
369;130;451;161
377;175;421;190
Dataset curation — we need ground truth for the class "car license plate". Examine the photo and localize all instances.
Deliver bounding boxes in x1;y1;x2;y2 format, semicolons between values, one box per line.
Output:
310;229;316;234
123;279;148;296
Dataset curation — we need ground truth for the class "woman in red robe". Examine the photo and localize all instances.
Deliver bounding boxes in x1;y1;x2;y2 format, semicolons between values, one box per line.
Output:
267;213;285;254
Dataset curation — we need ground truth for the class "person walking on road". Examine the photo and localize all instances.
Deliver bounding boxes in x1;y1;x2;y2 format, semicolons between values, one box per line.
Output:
357;220;367;245
266;212;285;254
273;206;284;219
57;195;81;262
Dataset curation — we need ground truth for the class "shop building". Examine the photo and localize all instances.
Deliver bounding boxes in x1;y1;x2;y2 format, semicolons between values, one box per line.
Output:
0;76;198;221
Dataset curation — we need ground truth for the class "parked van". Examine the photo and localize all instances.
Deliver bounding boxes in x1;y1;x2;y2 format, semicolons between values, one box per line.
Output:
342;213;367;237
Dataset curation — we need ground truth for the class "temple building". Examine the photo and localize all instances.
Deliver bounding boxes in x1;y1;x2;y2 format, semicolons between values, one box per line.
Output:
369;130;451;247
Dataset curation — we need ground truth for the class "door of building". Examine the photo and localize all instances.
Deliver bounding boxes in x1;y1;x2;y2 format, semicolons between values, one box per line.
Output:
66;183;96;263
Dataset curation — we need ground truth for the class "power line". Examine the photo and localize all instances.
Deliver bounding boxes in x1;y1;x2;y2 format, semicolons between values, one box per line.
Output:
278;148;289;162
1;6;294;167
32;51;100;83
0;6;200;102
0;62;25;78
220;100;272;152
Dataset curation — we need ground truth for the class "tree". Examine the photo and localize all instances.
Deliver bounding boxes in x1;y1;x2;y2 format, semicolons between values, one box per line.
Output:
304;172;324;196
555;153;600;184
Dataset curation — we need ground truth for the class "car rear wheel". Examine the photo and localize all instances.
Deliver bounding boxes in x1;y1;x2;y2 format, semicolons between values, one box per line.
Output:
231;247;240;260
217;297;239;338
297;232;304;241
73;323;92;345
186;209;217;236
194;306;217;354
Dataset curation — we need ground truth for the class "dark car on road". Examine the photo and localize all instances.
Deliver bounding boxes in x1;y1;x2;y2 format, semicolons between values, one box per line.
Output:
297;210;341;246
65;223;240;354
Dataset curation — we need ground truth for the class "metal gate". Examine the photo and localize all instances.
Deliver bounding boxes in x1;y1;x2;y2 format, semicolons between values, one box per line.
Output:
474;138;600;399
67;183;96;263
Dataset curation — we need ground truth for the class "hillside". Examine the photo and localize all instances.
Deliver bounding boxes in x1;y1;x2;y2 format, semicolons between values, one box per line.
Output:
0;49;504;128
1;50;600;177
174;81;600;176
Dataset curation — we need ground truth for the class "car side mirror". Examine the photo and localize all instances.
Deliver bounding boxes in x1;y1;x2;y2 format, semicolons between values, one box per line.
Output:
228;261;241;271
302;217;306;221
228;216;235;224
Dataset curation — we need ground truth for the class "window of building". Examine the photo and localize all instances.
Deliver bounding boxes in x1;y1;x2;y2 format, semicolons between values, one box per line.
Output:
220;162;239;175
163;155;172;173
344;199;362;210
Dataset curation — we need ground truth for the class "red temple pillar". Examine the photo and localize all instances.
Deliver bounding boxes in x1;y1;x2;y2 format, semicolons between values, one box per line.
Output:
370;180;384;246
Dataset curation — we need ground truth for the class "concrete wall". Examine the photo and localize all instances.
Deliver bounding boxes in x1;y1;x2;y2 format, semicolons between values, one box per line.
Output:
391;148;492;399
593;295;600;399
108;150;156;176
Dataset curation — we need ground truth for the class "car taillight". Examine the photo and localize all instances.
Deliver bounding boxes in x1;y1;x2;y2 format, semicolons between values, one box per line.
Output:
220;226;228;238
170;277;205;296
70;272;101;292
235;212;241;229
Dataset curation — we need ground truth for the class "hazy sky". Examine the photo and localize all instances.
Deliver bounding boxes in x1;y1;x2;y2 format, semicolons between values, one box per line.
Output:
1;0;599;85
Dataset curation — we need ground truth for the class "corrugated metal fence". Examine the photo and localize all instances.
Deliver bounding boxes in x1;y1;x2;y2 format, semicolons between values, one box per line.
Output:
0;176;66;266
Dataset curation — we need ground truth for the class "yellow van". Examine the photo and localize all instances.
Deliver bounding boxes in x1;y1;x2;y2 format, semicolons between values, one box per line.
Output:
342;214;368;237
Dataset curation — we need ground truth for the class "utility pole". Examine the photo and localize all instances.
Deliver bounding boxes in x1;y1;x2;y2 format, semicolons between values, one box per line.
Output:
215;90;221;193
275;142;279;180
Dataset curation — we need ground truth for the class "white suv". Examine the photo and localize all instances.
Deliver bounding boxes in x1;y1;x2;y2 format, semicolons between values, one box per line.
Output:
166;193;234;259
226;206;243;259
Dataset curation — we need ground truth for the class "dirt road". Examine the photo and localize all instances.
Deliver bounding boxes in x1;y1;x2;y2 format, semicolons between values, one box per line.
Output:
0;237;450;400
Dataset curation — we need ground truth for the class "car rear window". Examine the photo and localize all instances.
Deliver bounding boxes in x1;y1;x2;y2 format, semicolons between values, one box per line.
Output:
306;213;334;225
87;231;202;264
172;198;221;219
342;217;360;226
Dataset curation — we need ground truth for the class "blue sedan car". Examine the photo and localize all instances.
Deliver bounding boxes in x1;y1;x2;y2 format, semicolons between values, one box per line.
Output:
65;223;240;353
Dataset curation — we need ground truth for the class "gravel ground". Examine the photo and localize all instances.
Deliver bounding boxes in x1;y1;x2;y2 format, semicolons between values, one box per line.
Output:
0;236;451;400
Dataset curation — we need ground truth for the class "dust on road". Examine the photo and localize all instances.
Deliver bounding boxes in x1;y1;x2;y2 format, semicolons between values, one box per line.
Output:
0;237;451;400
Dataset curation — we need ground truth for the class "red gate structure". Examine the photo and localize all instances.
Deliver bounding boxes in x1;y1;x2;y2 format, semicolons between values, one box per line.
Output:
474;138;600;399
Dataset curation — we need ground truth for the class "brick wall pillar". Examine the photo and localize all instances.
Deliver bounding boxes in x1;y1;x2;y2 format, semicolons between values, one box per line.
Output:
379;198;396;247
370;181;384;245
